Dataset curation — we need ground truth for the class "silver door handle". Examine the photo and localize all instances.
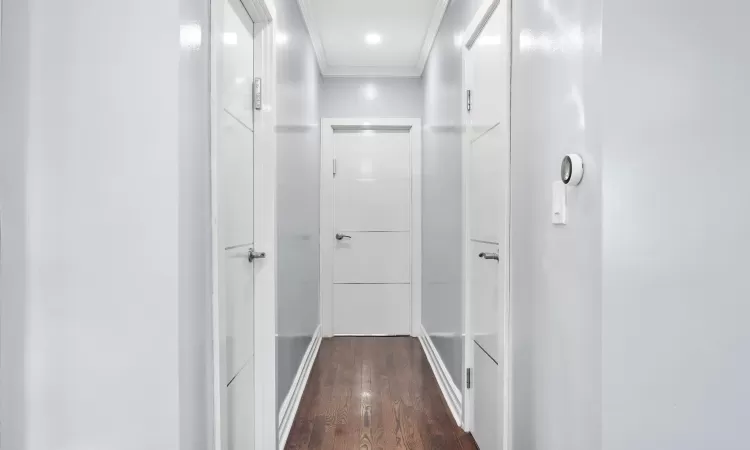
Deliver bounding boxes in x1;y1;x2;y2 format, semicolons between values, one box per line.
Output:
248;248;266;262
478;252;499;261
335;233;351;241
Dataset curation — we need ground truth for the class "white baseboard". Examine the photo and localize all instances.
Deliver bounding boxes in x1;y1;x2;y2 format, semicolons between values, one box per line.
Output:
277;325;322;448
418;324;463;427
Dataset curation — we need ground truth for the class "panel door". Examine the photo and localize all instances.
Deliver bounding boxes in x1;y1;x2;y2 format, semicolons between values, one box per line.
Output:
332;130;412;335
466;4;510;143
474;341;500;449
468;127;508;450
470;240;501;359
218;0;255;448
465;3;510;449
222;0;255;130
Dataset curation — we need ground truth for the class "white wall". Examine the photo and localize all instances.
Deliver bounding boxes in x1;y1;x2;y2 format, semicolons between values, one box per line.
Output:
0;0;212;448
509;0;602;448
275;0;322;411
601;0;750;448
321;77;423;118
178;0;213;447
421;0;483;390
0;0;31;447
510;0;750;448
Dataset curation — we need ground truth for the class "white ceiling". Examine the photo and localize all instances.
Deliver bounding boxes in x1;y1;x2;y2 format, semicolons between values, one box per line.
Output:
298;0;449;77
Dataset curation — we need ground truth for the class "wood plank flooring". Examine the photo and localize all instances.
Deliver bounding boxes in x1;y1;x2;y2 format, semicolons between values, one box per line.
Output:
285;337;478;450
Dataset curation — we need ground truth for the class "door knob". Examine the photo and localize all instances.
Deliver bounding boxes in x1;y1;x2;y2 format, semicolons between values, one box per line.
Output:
335;233;352;241
248;248;266;262
478;252;499;261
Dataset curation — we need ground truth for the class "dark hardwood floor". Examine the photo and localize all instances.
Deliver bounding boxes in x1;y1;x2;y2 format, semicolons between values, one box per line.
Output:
285;336;478;450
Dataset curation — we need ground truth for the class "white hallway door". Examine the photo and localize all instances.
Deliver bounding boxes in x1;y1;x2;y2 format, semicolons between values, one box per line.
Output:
464;2;511;449
218;0;256;448
332;130;412;335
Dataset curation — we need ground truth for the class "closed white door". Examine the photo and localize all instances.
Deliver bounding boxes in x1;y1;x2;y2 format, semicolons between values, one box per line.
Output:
332;130;412;335
218;0;256;448
465;3;510;449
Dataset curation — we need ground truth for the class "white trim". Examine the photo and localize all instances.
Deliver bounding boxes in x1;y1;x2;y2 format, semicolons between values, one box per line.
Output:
415;0;450;74
418;325;463;427
460;1;513;448
210;1;228;447
333;333;409;337
210;1;277;449
277;326;322;449
320;118;422;338
460;48;473;430
296;0;449;78
320;121;334;338
296;0;328;74
251;13;279;450
330;123;414;131
461;0;502;48
323;65;422;79
410;123;423;337
242;0;275;23
499;2;513;448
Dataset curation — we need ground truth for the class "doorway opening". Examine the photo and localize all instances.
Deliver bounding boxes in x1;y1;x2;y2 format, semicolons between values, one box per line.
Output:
209;0;277;449
461;0;513;448
319;119;422;337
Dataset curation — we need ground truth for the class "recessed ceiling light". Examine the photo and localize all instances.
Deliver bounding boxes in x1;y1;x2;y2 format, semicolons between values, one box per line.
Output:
365;33;382;45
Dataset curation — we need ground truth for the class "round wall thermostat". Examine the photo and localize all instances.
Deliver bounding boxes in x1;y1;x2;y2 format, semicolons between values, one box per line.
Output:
561;154;584;185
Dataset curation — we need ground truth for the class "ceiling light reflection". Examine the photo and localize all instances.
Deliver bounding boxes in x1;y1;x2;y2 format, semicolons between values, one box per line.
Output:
223;32;238;46
478;35;503;46
518;28;584;53
180;23;202;49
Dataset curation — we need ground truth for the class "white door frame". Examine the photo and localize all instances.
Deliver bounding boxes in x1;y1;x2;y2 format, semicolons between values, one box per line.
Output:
209;0;278;449
320;118;422;338
460;0;512;446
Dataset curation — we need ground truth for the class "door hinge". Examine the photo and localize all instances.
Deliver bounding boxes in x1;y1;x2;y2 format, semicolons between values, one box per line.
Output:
466;368;472;389
466;89;472;112
333;158;337;177
253;77;262;110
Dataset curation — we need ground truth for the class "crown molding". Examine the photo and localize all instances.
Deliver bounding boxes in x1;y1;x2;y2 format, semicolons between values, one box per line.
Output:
323;65;422;78
296;0;450;78
241;0;274;22
416;0;450;74
296;0;329;74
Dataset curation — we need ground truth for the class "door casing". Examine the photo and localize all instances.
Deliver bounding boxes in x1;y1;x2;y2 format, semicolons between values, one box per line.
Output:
209;0;278;449
460;0;513;447
320;118;422;338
